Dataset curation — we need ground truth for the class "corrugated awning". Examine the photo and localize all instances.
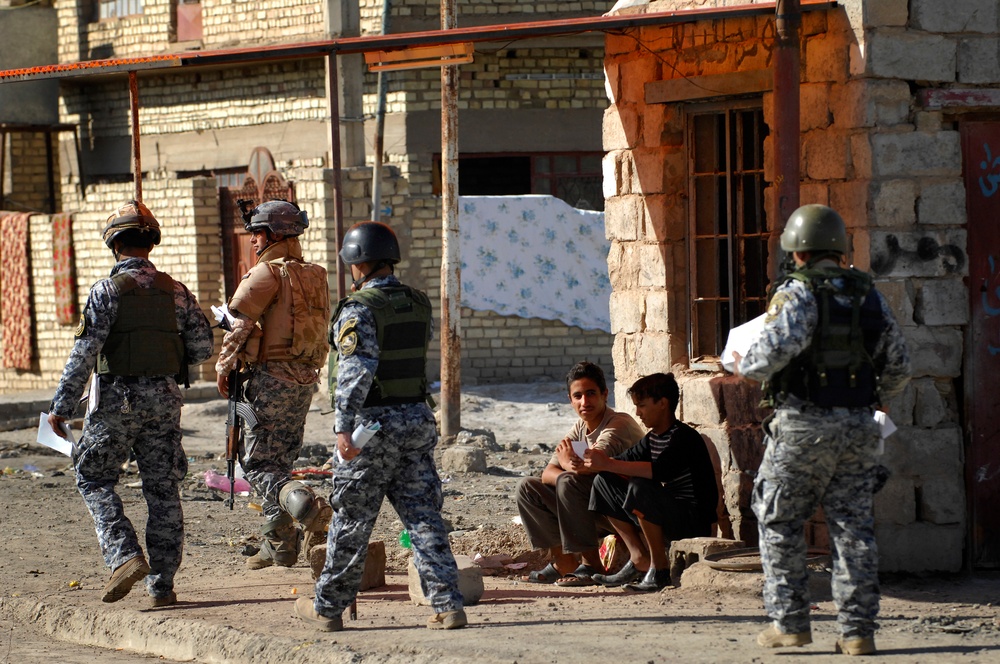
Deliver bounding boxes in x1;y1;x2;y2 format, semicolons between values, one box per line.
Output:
0;2;837;83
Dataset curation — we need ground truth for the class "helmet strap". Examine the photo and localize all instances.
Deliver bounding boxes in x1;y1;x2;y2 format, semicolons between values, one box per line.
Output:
351;261;392;291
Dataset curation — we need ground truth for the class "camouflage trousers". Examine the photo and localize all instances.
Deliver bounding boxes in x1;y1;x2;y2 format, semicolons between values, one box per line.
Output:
752;405;881;638
75;376;187;598
313;403;463;617
240;370;314;523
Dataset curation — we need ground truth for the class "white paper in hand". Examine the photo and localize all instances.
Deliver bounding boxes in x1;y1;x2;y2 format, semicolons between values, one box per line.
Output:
571;440;588;458
211;304;237;330
722;314;767;373
36;412;74;456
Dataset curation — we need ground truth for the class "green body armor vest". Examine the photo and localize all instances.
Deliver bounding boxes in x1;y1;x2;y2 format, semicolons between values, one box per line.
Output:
330;286;431;407
764;266;886;409
97;272;185;379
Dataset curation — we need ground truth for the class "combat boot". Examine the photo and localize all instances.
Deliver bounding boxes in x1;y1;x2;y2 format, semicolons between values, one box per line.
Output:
247;515;301;570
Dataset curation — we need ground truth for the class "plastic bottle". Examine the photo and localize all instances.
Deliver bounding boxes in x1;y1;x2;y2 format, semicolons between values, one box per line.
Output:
398;530;411;549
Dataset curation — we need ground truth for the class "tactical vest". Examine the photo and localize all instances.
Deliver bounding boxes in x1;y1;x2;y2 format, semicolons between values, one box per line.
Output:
765;266;887;409
97;271;184;378
330;286;431;407
233;257;330;368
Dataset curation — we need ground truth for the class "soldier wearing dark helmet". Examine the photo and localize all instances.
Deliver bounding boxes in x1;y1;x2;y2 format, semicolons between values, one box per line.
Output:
215;200;332;570
47;200;214;607
295;221;467;632
732;204;911;656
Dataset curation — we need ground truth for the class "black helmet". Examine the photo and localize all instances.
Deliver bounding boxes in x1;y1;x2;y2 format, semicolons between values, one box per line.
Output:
780;204;848;254
245;200;308;237
339;222;401;265
103;200;161;249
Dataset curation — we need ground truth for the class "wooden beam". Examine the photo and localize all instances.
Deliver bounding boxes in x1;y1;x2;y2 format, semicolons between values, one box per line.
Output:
645;69;772;104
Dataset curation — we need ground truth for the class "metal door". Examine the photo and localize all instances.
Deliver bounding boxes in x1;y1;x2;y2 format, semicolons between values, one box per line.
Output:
961;121;1000;569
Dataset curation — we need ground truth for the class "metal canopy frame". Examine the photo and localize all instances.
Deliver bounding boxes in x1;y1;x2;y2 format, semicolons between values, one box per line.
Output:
0;1;830;431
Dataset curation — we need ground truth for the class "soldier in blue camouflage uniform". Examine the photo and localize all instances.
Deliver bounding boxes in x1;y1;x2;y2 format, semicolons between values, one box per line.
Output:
215;200;331;570
48;201;214;607
734;205;911;656
295;221;467;632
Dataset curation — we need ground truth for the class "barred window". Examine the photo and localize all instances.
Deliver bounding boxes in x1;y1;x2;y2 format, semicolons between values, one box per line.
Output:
97;0;144;21
687;102;769;359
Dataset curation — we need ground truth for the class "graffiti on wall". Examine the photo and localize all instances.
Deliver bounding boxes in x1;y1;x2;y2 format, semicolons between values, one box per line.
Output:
870;234;965;276
978;142;1000;198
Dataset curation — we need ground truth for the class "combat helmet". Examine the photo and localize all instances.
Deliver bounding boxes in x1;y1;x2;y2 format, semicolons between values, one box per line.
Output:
339;221;401;265
780;204;848;254
103;200;161;249
245;200;309;237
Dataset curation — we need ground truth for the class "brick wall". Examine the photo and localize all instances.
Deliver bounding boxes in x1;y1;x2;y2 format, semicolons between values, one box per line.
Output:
604;0;972;572
2;132;53;212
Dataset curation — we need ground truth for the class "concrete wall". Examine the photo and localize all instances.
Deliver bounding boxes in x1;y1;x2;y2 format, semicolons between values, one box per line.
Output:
603;0;974;572
0;4;59;125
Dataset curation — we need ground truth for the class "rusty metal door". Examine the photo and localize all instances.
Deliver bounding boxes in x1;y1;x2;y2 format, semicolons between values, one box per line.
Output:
961;121;1000;569
219;148;295;298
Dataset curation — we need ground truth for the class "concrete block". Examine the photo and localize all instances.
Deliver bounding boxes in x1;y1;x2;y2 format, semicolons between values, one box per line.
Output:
603;104;638;150
680;376;724;427
876;522;964;573
803;129;851;180
829;179;870;230
866;30;956;83
604;195;642;241
829;80;869;129
920;475;966;525
902;325;964;378
913;378;949;428
872;131;962;178
857;0;909;28
668;537;746;585
805;33;848;83
874;476;916;525
609;291;644;334
958;37;1000;84
643;290;671;333
869;229;968;279
916;278;968;326
408;554;484;606
911;0;999;34
875;279;914;325
918;180;967;226
637;243;667;288
882;425;963;480
441;446;487;473
872;179;917;227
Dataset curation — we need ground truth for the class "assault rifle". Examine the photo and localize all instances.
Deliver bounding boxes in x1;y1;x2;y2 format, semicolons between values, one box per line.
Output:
224;366;257;509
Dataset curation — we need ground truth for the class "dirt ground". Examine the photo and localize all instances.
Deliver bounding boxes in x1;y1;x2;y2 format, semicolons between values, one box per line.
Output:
1;381;999;663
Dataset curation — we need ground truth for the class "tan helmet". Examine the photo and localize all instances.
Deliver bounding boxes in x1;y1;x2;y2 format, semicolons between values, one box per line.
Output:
102;200;161;249
780;204;848;254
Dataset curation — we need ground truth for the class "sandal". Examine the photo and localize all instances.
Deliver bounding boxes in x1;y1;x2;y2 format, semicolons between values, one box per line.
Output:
521;562;561;584
555;564;600;587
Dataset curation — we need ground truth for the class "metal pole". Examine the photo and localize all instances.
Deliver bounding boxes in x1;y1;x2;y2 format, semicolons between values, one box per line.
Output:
327;53;347;300
128;71;142;202
371;0;391;221
440;0;461;438
771;0;801;284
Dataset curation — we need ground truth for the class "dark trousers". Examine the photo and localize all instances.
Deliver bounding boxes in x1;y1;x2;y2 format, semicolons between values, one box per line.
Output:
516;473;612;553
590;473;711;543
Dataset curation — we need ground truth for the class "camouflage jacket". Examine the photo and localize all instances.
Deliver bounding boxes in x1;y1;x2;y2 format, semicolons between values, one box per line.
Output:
50;257;214;418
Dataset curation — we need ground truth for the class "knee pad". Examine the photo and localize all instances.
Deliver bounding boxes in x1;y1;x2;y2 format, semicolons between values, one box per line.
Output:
279;481;329;531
